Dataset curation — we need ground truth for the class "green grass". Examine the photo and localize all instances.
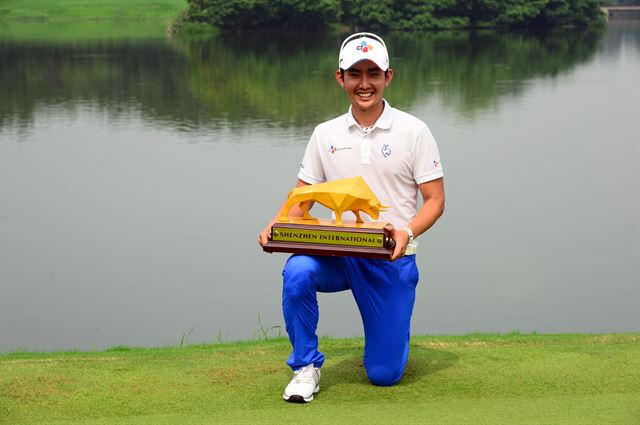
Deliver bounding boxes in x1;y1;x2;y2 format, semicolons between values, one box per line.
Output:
1;333;638;424
0;0;209;40
0;0;188;22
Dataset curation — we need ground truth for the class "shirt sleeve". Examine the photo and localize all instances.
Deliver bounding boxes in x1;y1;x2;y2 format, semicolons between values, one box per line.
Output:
413;125;444;184
297;129;326;184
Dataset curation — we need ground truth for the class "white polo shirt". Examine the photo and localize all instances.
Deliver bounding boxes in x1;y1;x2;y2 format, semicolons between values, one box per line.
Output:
298;100;443;252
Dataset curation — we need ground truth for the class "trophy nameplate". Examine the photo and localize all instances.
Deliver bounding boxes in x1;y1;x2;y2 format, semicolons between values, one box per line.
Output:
263;218;395;259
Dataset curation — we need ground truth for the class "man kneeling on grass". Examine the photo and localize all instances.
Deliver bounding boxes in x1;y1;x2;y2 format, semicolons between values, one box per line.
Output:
259;32;445;402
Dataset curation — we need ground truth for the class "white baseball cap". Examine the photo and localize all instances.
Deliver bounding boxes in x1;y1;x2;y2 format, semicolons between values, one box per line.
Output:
338;32;389;71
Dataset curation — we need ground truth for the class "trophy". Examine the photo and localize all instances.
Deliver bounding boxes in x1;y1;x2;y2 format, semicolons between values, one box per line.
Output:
262;176;395;259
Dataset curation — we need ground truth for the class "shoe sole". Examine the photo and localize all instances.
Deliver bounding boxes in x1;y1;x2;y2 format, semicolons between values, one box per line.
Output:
284;394;309;403
283;385;319;403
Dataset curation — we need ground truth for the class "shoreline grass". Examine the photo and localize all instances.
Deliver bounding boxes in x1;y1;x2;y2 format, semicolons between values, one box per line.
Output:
0;0;188;22
0;1;217;40
1;333;638;424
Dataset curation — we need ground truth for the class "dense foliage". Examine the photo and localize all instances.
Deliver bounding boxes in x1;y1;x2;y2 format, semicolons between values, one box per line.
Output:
184;0;339;30
342;0;607;30
184;0;606;30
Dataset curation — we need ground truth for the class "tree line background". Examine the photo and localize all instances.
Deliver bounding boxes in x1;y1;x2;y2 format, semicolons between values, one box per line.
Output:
183;0;606;31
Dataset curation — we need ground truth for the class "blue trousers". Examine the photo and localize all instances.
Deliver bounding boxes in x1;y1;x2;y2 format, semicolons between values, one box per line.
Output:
282;254;419;386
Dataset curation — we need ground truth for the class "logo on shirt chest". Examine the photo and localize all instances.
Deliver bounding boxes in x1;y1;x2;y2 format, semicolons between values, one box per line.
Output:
381;144;391;158
329;145;352;154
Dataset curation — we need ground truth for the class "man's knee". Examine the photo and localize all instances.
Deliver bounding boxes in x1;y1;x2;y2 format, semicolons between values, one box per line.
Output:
366;365;403;386
282;256;319;300
363;332;410;386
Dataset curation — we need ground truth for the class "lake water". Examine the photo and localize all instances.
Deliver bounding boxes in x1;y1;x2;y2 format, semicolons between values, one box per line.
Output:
1;21;638;352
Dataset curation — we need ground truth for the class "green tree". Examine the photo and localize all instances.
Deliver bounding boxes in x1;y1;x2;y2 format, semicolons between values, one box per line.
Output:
185;0;339;30
184;0;605;30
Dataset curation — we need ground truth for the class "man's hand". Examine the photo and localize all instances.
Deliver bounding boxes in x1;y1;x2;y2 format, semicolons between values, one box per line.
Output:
258;224;273;248
384;223;410;261
381;178;445;260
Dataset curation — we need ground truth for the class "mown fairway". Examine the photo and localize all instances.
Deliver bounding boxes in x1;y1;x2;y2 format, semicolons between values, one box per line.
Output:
1;334;638;424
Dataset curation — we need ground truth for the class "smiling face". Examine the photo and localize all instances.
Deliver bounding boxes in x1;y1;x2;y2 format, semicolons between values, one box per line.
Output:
335;60;393;125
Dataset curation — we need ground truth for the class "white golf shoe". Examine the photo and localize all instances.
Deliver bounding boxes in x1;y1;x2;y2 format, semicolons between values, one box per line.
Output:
282;364;321;403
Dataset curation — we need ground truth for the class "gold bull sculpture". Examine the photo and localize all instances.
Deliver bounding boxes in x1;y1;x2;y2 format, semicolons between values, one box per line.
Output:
279;176;389;226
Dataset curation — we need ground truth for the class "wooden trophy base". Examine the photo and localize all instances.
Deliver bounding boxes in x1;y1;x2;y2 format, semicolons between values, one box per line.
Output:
262;218;395;260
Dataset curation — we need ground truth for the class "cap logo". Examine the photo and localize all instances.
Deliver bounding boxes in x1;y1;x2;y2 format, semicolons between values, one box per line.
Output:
356;40;373;53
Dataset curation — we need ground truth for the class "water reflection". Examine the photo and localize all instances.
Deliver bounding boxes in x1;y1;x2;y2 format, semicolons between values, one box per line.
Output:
0;41;200;132
0;28;605;133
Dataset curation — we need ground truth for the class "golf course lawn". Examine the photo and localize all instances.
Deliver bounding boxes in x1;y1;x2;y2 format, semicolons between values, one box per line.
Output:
1;333;638;424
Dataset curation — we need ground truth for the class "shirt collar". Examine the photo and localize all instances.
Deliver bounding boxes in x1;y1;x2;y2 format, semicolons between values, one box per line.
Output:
345;99;394;130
